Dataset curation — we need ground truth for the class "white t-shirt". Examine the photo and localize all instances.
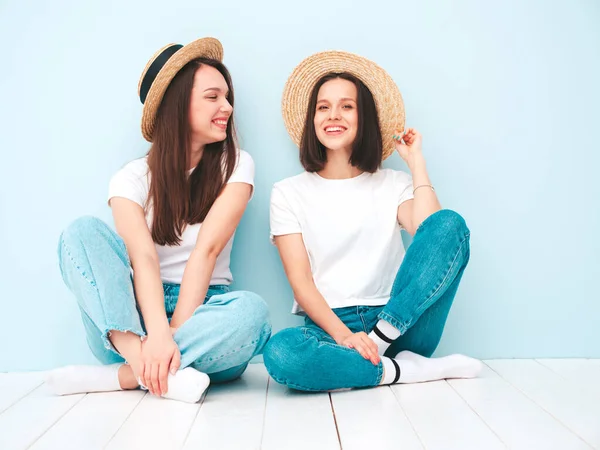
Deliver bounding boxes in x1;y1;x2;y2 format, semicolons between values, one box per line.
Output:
108;150;254;285
270;169;414;314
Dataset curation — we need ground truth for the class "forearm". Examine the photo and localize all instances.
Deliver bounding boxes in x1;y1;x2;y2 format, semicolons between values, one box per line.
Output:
133;255;170;335
169;249;216;329
409;155;442;227
291;276;352;343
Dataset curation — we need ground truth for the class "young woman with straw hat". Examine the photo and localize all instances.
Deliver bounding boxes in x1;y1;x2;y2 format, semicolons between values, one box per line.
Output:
46;37;271;403
264;50;482;391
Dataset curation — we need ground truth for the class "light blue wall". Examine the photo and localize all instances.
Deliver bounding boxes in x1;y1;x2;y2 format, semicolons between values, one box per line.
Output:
1;0;598;371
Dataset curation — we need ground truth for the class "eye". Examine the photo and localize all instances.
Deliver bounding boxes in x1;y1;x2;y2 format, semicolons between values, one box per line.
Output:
206;96;218;100
317;105;328;111
343;104;353;109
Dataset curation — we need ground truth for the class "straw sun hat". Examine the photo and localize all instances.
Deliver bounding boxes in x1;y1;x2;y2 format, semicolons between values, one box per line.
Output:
138;37;223;142
282;50;405;160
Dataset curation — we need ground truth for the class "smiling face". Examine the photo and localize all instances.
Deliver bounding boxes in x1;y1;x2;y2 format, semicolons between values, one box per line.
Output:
313;77;359;154
188;64;233;148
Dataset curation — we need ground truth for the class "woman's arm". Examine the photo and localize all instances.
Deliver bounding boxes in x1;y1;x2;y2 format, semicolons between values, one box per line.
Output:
110;198;170;334
169;182;252;329
395;128;442;235
110;197;179;395
274;233;380;364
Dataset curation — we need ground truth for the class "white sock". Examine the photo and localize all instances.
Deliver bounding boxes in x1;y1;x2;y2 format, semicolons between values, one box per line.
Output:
380;351;483;384
46;364;123;395
369;320;401;355
138;367;210;404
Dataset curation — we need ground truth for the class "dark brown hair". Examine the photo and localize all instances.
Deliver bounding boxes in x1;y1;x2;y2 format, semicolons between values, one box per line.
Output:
147;58;237;246
299;72;382;173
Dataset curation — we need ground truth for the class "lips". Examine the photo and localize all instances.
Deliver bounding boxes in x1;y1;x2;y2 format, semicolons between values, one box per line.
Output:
212;118;228;130
324;125;347;135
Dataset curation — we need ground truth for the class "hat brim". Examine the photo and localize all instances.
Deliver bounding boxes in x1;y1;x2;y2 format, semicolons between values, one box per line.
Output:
281;50;405;160
140;37;224;142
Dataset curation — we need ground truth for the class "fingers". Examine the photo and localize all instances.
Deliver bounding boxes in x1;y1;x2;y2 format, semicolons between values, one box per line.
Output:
139;361;147;389
353;341;372;362
346;334;380;365
159;362;169;396
170;350;181;376
361;335;380;364
150;363;160;396
143;363;153;394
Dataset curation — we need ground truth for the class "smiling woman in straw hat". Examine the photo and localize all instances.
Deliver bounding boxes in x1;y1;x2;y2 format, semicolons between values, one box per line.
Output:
263;50;482;391
46;37;271;403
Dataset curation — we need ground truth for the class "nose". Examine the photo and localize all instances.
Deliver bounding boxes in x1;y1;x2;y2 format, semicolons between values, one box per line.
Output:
328;105;341;121
220;98;233;115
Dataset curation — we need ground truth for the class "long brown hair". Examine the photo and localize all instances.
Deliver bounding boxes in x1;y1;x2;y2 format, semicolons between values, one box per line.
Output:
299;72;382;173
147;58;238;246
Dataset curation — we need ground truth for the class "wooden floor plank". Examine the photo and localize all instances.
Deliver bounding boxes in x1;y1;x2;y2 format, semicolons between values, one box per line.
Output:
487;359;600;448
449;363;591;449
331;385;423;450
391;380;505;450
182;364;269;450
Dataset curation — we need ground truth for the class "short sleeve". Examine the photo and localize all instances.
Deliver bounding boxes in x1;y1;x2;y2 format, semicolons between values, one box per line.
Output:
270;183;301;243
107;158;148;207
227;150;255;199
395;170;414;206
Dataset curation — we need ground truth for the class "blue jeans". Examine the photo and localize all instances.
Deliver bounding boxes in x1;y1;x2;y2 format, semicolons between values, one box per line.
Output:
263;209;470;391
58;216;272;383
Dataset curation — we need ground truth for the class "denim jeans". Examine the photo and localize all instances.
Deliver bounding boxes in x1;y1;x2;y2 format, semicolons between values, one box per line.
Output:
58;216;272;383
263;209;470;391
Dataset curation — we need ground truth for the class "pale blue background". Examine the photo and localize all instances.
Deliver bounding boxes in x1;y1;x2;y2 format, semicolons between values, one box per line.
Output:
1;0;598;371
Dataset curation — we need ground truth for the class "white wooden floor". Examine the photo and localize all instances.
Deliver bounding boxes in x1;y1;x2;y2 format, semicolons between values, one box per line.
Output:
1;359;599;450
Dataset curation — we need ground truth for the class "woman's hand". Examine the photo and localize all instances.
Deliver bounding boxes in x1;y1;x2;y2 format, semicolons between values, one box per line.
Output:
139;330;181;396
394;128;424;169
338;332;380;365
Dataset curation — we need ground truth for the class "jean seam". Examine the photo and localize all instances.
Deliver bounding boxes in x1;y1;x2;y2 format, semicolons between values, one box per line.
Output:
380;233;470;332
268;361;383;392
195;326;271;365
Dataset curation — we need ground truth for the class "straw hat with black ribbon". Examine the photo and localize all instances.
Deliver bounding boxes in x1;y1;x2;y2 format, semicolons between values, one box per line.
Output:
138;37;223;142
281;50;405;160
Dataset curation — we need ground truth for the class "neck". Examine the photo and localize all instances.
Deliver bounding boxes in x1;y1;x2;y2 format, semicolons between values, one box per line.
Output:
318;147;362;179
189;139;205;170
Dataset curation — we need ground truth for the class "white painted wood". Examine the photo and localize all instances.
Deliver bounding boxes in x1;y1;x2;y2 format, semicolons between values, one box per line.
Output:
105;391;201;450
30;390;146;450
331;385;423;450
262;380;340;450
182;364;269;450
0;383;84;450
536;359;600;380
391;380;505;450
487;359;600;448
449;363;591;450
0;371;46;414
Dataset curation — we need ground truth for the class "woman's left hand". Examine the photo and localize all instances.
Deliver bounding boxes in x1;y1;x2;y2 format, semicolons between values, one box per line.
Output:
394;128;424;168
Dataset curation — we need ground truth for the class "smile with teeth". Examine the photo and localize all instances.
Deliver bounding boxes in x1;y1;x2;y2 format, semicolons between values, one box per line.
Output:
212;119;228;128
324;126;347;134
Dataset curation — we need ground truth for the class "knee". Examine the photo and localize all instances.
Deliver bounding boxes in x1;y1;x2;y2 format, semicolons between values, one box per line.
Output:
263;328;306;382
225;291;271;345
59;216;107;249
435;210;469;236
418;209;470;244
236;291;270;328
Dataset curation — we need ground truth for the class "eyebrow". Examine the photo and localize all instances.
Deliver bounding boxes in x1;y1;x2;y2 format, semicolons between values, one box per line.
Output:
316;97;357;103
204;87;229;94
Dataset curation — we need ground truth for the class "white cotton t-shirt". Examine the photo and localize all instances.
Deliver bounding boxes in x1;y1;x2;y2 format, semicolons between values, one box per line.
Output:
270;169;414;314
108;150;254;285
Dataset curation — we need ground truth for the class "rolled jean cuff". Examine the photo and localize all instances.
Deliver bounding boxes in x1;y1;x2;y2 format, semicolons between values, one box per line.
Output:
376;311;409;335
103;325;146;356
